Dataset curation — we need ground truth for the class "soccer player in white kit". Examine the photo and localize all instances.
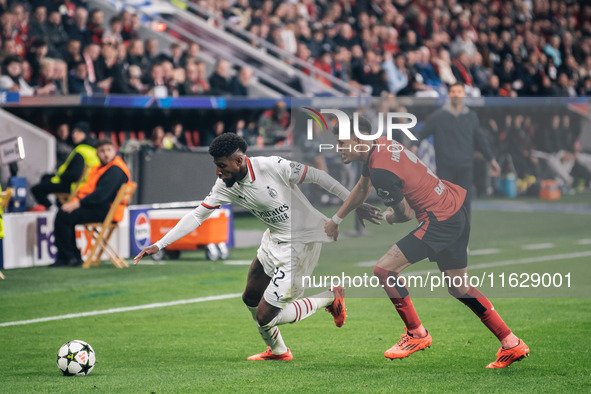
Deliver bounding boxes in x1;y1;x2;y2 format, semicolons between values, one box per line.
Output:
135;133;371;360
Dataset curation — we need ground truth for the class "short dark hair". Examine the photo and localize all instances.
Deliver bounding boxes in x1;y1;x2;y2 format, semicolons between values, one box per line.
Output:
353;115;373;135
209;132;247;158
95;138;114;149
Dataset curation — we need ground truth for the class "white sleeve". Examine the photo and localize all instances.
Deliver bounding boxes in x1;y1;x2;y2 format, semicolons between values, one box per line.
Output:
154;182;229;249
154;205;215;250
301;165;351;201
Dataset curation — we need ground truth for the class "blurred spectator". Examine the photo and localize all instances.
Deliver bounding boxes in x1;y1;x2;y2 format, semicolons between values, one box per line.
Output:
0;55;34;95
106;16;124;44
65;7;90;47
382;51;408;95
28;6;47;42
451;52;473;87
200;120;225;146
149;125;165;149
46;10;69;54
126;39;147;69
145;62;168;97
415;47;442;89
55;123;73;166
35;57;60;95
68;61;101;95
181;42;200;66
166;42;184;68
63;39;82;69
82;42;101;84
481;74;500;96
257;101;290;146
208;59;231;95
87;8;104;44
31;121;99;212
111;64;145;94
144;38;159;65
52;59;68;94
26;39;48;86
180;60;209;95
166;123;190;150
230;65;252;96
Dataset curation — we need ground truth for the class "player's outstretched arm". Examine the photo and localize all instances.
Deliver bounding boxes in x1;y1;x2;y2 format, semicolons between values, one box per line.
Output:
325;175;373;240
134;205;212;265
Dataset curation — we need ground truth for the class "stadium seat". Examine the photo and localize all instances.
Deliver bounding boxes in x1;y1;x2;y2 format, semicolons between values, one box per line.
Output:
82;182;137;269
54;164;92;205
192;130;200;147
137;131;145;141
117;131;127;146
185;130;195;148
0;187;12;279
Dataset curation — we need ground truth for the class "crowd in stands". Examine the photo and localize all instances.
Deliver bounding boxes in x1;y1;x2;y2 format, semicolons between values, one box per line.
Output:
1;0;590;194
194;0;591;97
1;1;590;99
0;0;254;98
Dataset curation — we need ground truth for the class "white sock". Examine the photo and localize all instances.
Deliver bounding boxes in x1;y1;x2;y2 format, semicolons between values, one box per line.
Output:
247;306;287;355
273;290;335;325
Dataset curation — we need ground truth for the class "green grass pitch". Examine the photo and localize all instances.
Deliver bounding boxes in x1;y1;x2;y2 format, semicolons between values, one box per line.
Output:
0;204;590;392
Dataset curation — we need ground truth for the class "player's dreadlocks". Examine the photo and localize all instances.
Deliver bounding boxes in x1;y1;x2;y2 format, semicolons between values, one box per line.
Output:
208;132;248;158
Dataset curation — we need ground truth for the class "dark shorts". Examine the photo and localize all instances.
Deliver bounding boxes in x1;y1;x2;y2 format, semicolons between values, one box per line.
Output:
396;206;470;271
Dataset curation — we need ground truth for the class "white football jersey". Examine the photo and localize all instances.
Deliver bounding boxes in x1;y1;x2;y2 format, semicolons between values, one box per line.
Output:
201;156;332;244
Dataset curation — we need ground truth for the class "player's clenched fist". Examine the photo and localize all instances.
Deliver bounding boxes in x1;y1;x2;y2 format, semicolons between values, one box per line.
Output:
134;245;160;265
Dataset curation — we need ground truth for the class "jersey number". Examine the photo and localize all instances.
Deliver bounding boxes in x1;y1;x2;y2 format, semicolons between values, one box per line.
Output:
272;267;285;287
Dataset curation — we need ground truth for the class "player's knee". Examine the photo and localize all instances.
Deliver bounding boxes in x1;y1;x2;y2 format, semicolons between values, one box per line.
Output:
242;291;260;308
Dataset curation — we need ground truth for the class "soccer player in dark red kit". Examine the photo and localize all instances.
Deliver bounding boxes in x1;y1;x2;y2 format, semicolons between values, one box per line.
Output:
325;116;529;368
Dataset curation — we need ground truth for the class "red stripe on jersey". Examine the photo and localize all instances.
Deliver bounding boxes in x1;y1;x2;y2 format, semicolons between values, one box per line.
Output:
298;165;308;184
413;220;429;240
201;202;220;209
246;156;255;181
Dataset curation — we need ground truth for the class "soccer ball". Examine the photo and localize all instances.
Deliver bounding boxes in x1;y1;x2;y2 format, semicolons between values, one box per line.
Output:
56;340;96;376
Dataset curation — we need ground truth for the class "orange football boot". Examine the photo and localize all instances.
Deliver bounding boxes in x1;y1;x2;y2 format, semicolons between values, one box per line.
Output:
384;328;432;359
247;347;293;361
486;339;529;368
326;286;346;327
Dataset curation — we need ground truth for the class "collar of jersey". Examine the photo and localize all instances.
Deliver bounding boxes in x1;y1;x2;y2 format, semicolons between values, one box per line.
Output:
239;156;256;184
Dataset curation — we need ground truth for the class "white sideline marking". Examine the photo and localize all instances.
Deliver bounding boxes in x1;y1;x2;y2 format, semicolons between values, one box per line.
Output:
4;251;591;328
0;293;242;328
522;243;555;250
223;260;252;265
356;251;591;274
469;248;500;256
577;239;591;245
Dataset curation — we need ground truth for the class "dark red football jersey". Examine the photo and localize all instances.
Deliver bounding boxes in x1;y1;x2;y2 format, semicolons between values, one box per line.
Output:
364;137;466;222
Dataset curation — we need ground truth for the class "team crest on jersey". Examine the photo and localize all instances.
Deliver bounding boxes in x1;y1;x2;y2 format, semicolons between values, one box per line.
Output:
267;186;278;198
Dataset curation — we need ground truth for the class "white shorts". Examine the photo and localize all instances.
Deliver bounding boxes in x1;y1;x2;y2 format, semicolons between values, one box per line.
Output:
256;229;323;308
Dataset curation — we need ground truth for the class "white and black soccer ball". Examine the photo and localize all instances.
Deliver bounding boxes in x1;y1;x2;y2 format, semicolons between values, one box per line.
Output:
56;340;96;376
